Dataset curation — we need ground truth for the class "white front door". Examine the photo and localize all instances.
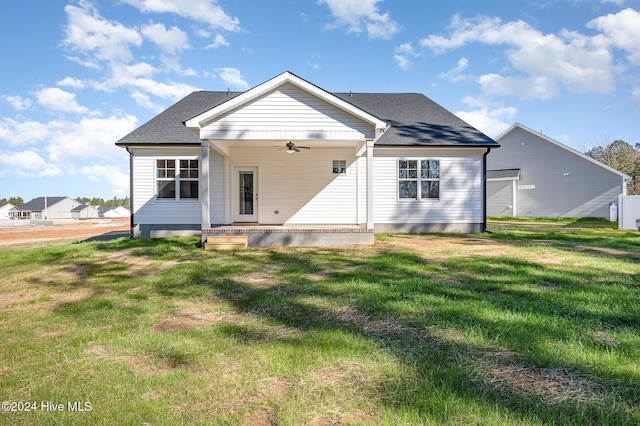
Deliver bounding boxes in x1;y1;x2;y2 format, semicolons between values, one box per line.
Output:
233;166;258;223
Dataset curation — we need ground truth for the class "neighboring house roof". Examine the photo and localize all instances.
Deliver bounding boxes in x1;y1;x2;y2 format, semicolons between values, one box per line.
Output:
17;196;70;212
497;123;631;180
71;204;98;212
487;169;521;180
117;72;498;148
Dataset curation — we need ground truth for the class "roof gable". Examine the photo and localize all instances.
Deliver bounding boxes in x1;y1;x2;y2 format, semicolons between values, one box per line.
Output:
184;71;387;133
497;123;630;180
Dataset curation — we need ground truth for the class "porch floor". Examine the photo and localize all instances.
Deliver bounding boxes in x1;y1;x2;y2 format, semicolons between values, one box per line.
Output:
202;224;374;247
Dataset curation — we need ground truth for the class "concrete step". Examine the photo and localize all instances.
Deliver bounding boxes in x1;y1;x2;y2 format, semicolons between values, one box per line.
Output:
204;235;248;250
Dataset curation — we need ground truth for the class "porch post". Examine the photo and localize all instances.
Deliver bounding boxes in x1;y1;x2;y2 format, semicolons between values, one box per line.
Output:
200;141;211;243
366;140;374;230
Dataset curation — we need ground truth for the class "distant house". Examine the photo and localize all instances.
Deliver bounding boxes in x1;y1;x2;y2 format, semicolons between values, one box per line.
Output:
0;203;16;220
102;206;130;218
15;196;82;220
71;204;100;219
487;123;630;218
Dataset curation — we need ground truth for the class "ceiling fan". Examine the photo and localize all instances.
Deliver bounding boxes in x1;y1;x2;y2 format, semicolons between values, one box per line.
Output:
274;141;311;154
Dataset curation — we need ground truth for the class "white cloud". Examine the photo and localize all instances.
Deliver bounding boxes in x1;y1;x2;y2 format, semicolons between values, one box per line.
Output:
35;87;88;114
205;33;230;49
588;8;640;65
122;0;240;32
438;57;470;82
478;73;560;99
393;43;419;70
632;86;640;103
0;150;61;177
63;2;142;66
216;68;249;90
57;77;87;89
318;0;401;39
0;118;52;146
3;95;32;110
80;164;129;196
455;105;517;137
45;115;138;164
141;21;190;54
421;14;615;98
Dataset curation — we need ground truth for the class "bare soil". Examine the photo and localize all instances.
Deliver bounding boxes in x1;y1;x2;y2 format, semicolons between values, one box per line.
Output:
0;218;130;247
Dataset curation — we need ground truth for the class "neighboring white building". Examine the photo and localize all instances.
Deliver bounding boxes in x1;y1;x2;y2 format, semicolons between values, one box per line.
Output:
102;206;130;218
116;72;499;246
15;197;82;220
72;204;100;219
487;123;630;219
0;203;16;220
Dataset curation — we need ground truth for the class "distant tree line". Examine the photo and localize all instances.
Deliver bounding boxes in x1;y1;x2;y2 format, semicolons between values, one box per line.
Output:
78;196;130;208
585;140;640;195
0;196;130;208
0;196;24;206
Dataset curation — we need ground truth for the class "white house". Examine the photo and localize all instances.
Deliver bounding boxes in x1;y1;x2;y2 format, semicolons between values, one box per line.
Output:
487;123;630;218
71;204;100;219
0;203;16;220
116;72;499;246
15;196;82;220
102;206;130;218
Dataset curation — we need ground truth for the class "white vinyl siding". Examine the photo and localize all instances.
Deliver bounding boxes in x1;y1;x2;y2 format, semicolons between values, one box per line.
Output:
487;180;514;216
131;148;201;224
228;147;360;225
489;126;626;218
373;149;484;224
200;83;374;141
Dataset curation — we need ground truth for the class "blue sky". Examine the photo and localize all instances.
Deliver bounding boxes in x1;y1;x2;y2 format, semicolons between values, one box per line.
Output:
1;0;639;201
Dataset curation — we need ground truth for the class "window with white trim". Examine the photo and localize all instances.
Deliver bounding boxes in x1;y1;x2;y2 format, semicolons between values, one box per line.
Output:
398;160;439;200
156;159;199;200
332;160;346;174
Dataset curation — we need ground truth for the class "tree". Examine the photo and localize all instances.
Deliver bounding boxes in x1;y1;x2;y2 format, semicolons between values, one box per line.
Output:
585;140;640;195
0;196;24;205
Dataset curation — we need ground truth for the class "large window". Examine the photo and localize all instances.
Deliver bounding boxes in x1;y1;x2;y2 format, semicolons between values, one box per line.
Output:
156;159;199;200
398;160;439;200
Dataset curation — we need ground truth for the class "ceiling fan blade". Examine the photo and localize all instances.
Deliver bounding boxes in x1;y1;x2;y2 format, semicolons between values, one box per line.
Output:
297;146;311;149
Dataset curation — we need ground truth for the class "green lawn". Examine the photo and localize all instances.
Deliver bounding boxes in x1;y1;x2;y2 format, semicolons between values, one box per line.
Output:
1;223;640;425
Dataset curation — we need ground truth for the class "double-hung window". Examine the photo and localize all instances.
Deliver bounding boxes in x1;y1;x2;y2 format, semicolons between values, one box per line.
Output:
398;160;439;200
156;159;199;200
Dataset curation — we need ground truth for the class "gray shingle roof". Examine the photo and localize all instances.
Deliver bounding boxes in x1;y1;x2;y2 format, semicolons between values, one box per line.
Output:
117;90;498;148
487;169;521;179
18;196;69;211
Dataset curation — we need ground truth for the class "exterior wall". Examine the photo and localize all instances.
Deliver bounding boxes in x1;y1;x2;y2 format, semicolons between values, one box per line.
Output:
487;180;514;216
35;198;82;219
489;127;625;218
200;83;374;141
0;204;15;220
103;206;130;218
372;148;485;228
130;147;201;225
227;146;360;225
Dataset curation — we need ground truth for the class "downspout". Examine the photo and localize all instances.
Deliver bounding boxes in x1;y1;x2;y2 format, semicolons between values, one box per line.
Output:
126;146;134;238
482;148;490;233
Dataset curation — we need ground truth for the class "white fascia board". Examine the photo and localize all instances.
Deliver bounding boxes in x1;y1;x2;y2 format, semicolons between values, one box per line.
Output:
498;122;632;180
184;71;387;131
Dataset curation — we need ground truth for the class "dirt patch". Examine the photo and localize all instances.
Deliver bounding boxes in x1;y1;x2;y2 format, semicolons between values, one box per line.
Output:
0;218;129;247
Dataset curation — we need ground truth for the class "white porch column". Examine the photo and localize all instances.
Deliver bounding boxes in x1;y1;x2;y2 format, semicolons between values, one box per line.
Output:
366;140;374;230
200;141;211;236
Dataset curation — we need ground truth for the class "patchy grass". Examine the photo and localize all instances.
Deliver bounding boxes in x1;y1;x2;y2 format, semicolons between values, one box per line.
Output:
1;228;640;425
